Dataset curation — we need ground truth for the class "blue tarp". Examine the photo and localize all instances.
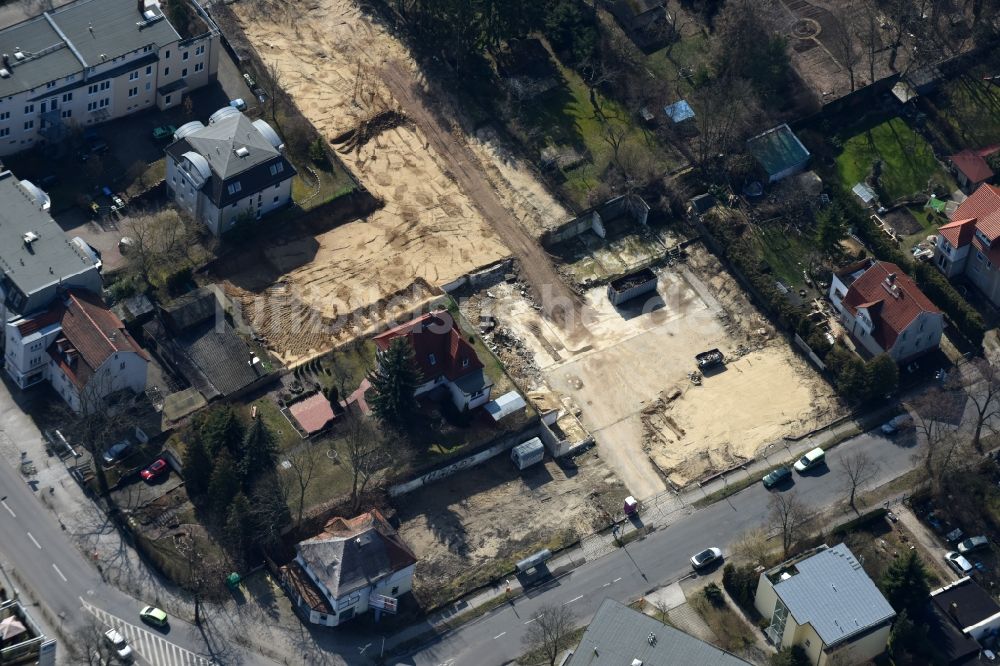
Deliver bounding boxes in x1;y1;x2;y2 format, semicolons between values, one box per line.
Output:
663;100;695;123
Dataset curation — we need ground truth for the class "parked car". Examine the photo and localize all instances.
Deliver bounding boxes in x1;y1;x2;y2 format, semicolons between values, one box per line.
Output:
762;466;792;489
139;605;168;627
793;447;826;473
946;551;974;576
103;628;133;661
690;547;723;571
140;458;169;482
881;414;913;435
101;440;132;465
958;536;989;554
229;98;247;111
152;125;176;141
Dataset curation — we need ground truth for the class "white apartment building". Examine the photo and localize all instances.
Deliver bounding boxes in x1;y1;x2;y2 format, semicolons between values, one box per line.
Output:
0;0;219;156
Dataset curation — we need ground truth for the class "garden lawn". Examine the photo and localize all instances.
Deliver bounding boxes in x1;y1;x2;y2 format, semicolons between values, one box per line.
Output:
519;55;680;208
932;77;1000;148
752;222;817;289
835;117;955;203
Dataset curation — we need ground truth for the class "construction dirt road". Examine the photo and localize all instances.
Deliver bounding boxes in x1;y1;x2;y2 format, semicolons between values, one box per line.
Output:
225;0;584;365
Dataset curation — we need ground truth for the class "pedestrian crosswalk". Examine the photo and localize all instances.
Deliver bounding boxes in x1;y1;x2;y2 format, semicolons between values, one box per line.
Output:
82;600;214;666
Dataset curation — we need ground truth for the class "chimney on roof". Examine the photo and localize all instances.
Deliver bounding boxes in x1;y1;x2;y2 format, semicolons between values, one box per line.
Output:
887;272;896;284
950;602;960;622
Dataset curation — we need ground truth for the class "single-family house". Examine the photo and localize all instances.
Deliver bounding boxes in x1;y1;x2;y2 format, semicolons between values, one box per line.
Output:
141;286;269;403
165;108;296;235
0;0;219;155
281;509;416;627
933;183;1000;307
747;124;811;184
373;310;493;411
950;148;997;194
829;259;943;363
755;543;896;666
6;290;148;412
567;598;751;665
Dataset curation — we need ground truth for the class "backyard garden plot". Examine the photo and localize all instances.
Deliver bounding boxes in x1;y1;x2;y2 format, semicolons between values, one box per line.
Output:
833;117;956;203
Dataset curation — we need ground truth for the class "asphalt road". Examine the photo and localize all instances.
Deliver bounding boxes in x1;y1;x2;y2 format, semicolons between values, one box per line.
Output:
0;450;265;666
394;426;925;666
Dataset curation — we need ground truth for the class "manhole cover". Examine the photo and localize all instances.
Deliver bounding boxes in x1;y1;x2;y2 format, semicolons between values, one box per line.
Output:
791;17;820;39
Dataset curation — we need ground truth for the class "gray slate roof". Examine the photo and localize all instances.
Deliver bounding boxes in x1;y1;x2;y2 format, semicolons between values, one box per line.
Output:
568;599;751;666
165;112;295;207
0;170;95;299
0;0;180;98
773;543;896;647
297;516;417;600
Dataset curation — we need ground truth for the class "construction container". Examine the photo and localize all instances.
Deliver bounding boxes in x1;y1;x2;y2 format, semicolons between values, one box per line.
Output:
607;268;658;306
511;437;545;470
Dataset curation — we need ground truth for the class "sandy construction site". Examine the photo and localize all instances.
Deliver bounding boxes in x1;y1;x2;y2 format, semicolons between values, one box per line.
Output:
223;0;572;364
395;450;628;608
467;245;842;496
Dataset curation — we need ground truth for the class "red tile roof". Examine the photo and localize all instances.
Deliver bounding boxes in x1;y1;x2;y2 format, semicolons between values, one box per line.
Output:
938;217;977;247
950;184;1000;242
289;393;335;434
372;311;483;383
950;150;995;184
47;291;147;387
15;307;62;335
841;261;941;351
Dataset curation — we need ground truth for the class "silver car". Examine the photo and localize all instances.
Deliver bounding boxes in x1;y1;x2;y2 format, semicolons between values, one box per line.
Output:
104;628;133;662
690;547;723;570
946;551;974;575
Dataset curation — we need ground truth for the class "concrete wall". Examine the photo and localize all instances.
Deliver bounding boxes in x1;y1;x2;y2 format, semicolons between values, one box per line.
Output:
818;624;891;666
388;424;541;496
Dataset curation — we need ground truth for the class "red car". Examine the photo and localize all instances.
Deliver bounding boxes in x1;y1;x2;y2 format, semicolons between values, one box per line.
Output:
140;458;168;482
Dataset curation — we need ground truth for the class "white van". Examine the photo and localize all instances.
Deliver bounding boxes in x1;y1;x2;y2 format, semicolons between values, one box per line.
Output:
793;447;825;473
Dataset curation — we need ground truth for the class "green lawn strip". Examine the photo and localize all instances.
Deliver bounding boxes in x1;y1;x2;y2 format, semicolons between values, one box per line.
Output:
752;223;815;288
834;118;954;202
249;396;302;452
644;32;712;96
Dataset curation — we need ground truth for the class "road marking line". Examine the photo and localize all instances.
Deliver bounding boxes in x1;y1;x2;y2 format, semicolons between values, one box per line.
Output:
613;577;622;583
51;563;67;582
493;632;506;639
1;500;14;517
26;532;41;549
563;595;583;605
602;582;610;587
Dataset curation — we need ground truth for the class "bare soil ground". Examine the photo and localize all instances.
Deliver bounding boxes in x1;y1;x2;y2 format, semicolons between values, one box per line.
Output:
228;0;587;364
463;244;842;496
394;450;628;608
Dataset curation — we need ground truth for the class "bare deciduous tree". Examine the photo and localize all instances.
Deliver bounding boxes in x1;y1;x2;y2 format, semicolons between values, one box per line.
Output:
523;603;576;666
344;417;396;512
280;444;320;529
120;209;198;288
952;356;1000;453
828;8;862;91
842;451;880;513
768;490;807;559
74;618;121;665
730;526;772;567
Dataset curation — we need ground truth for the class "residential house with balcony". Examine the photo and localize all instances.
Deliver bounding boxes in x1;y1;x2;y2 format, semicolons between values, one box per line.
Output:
933;183;1000;307
372;310;493;412
281;509;416;627
754;543;896;666
0;0;219;155
828;259;943;363
165;108;295;235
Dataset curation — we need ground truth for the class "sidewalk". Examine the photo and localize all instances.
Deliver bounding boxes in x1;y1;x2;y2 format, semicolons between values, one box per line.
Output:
382;405;901;655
